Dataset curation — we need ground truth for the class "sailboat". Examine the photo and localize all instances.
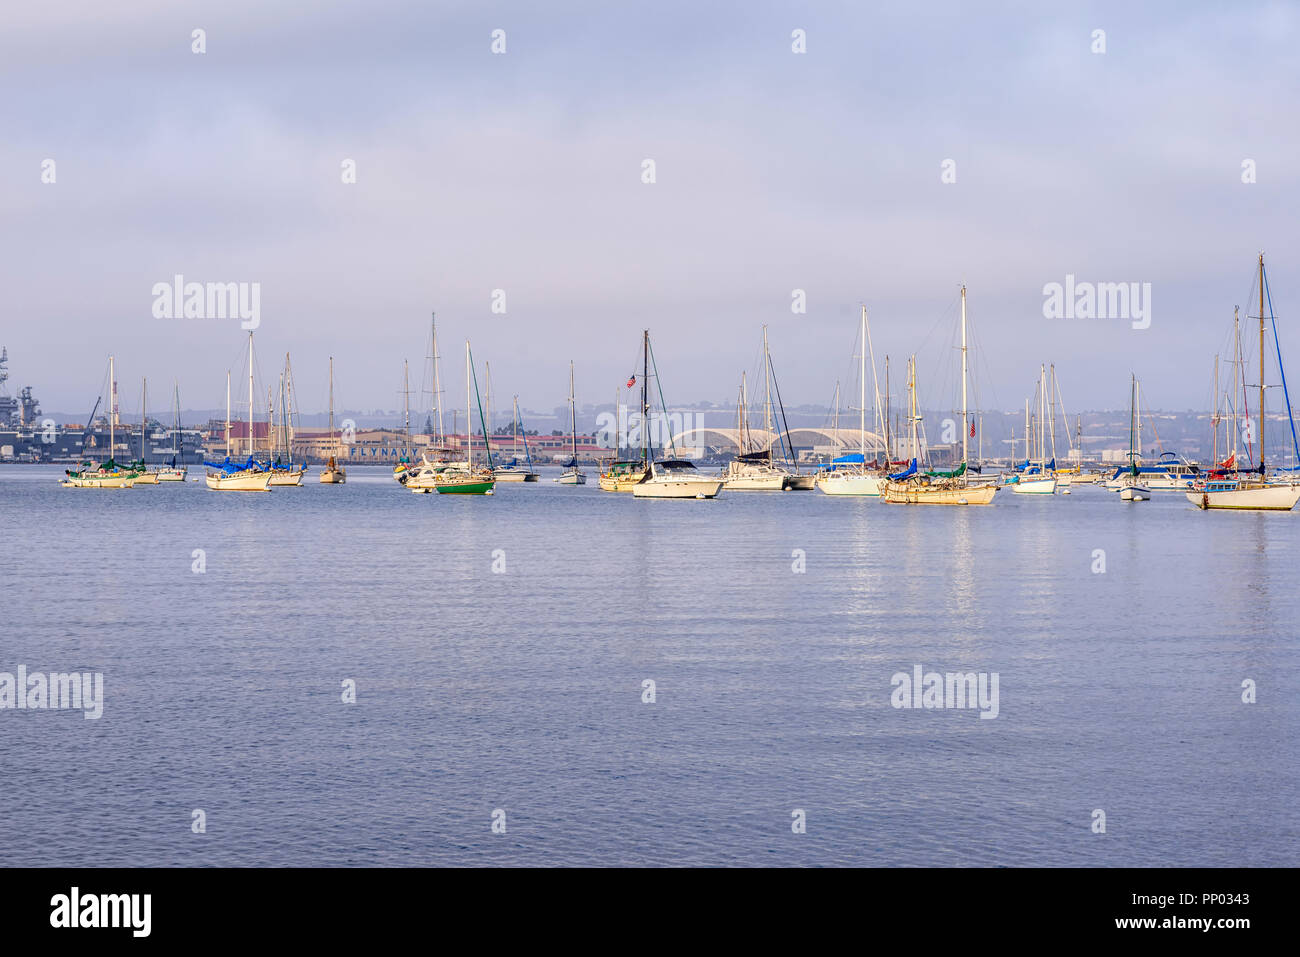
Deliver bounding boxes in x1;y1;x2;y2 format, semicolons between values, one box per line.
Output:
817;307;886;496
630;330;723;499
599;339;653;492
1117;374;1150;502
495;397;540;481
556;361;587;484
723;372;786;490
882;285;998;505
1187;253;1300;510
725;328;809;490
265;354;306;485
62;356;143;488
128;377;161;484
320;356;347;484
156;382;187;481
206;333;272;491
1011;366;1058;494
430;341;495;494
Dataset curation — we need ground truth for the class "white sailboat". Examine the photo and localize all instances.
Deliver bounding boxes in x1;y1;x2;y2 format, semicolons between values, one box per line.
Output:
1011;367;1057;494
207;333;272;491
556;361;587;484
630;330;722;499
494;397;540;481
128;377;160;485
817;306;886;496
428;341;495;494
156;382;187;481
62;356;143;488
723;371;786;490
1118;375;1151;502
320;356;346;484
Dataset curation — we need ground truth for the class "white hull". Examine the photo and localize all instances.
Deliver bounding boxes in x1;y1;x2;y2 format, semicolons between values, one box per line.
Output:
1120;484;1151;501
493;470;534;482
206;470;272;491
723;473;786;491
319;468;346;484
269;468;305;486
156;467;187;482
633;478;723;499
555;469;587;485
61;474;135;488
131;471;160;485
1012;477;1057;494
1186;484;1300;510
815;471;884;496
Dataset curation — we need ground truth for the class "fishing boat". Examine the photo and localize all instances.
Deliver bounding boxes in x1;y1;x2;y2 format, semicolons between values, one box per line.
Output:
62;357;144;488
206;334;273;491
320;356;347;484
432;341;495;494
817;307;887;496
556;361;587;484
1187;254;1300;510
882;286;999;505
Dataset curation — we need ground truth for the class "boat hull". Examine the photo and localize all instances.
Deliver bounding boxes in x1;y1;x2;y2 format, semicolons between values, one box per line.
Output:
555;470;587;485
493;470;536;482
632;478;723;499
1011;477;1056;494
61;473;136;488
784;474;816;490
269;468;306;486
206;470;272;491
882;481;998;505
1120;485;1151;501
131;471;160;485
435;478;496;495
816;471;885;496
155;467;187;482
1186;484;1300;510
319;468;346;484
723;473;786;491
599;468;648;492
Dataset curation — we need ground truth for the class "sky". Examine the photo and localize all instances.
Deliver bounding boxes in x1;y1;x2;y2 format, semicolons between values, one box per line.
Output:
2;0;1298;418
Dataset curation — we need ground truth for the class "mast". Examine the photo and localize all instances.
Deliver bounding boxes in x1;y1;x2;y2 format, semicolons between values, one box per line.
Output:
1212;354;1219;466
247;332;254;461
225;370;231;458
1233;306;1241;461
863;306;884;464
641;330;649;465
1136;378;1142;465
328;356;336;456
858;307;866;460
432;312;445;445
1129;374;1136;473
884;357;891;460
109;355;115;462
960;286;968;466
831;381;840;453
512;395;520;458
1024;399;1030;464
485;362;493;460
568;360;578;463
1039;364;1046;465
465;341;472;467
762;325;772;446
1048;363;1058;464
403;359;411;460
1259;252;1266;473
140;377;147;461
908;356;919;462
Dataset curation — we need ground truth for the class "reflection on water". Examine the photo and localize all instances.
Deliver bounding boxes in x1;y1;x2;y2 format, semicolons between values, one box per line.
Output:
0;465;1296;866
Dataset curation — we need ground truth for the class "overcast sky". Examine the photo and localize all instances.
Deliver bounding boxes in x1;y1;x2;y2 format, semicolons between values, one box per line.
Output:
3;1;1297;418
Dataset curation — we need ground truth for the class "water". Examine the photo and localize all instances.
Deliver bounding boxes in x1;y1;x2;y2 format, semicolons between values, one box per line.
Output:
0;465;1295;867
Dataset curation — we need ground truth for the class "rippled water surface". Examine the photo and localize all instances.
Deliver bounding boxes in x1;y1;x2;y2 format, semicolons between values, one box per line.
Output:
1;465;1296;866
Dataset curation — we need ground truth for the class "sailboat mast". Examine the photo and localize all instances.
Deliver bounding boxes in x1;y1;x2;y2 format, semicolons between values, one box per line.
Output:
1136;378;1142;465
859;307;866;459
485;362;493;460
108;355;115;462
1259;252;1266;472
247;332;254;459
884;357;890;460
569;360;578;462
763;325;772;442
225;370;231;458
465;341;472;467
328;356;336;453
403;359;411;459
641;330;649;465
432;313;445;445
1048;364;1058;463
1129;374;1136;471
140;377;147;461
960;286;968;466
1213;354;1219;466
